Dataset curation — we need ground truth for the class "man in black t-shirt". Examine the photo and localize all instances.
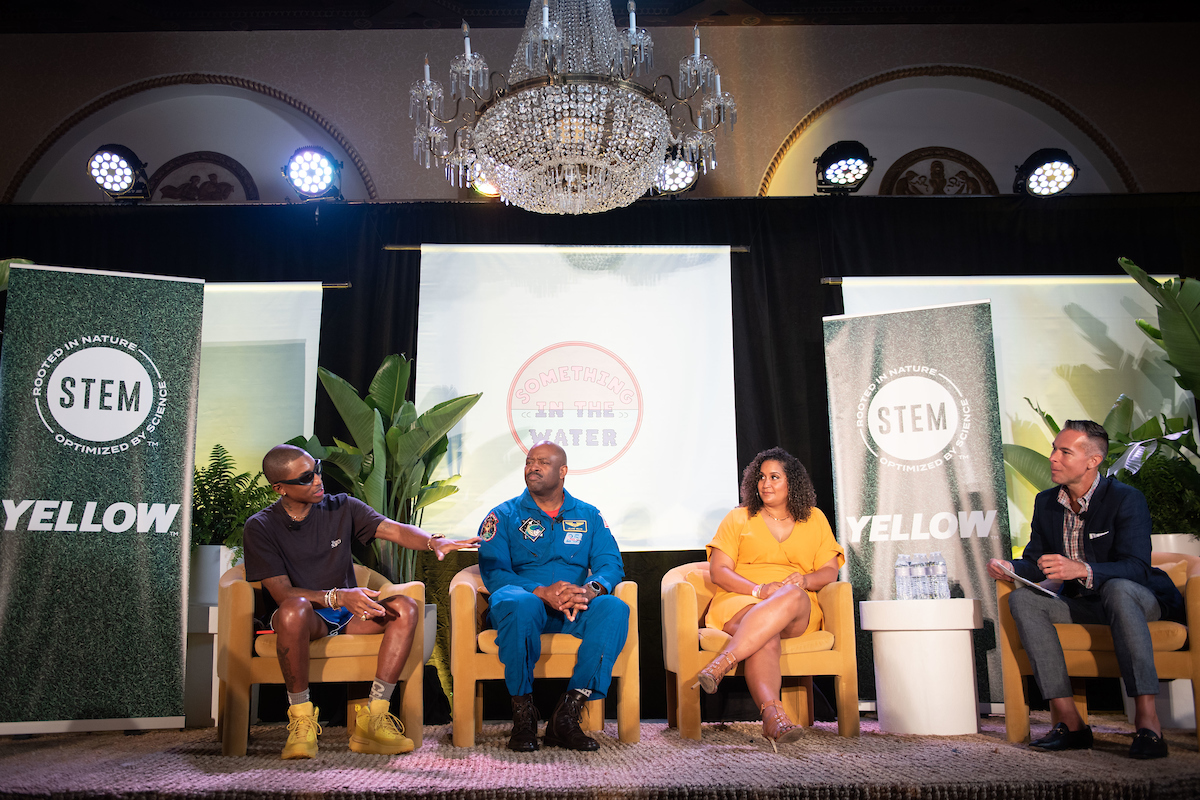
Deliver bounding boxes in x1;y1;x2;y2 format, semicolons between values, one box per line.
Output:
244;444;478;759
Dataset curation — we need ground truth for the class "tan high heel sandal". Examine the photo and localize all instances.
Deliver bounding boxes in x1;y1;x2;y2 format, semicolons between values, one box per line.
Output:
760;699;803;752
691;650;738;694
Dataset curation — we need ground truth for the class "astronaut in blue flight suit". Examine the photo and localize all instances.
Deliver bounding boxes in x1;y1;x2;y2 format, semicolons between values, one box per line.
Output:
477;440;628;752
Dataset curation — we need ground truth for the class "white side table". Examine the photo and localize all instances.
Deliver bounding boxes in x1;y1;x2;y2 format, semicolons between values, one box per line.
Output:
859;598;983;735
184;604;220;728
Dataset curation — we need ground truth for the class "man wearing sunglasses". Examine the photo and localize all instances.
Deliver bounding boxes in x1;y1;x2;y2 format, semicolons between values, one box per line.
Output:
243;443;479;759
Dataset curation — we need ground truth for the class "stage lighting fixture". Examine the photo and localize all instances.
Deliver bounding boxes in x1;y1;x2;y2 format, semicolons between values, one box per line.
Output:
1013;148;1078;196
814;141;875;194
653;155;699;195
87;144;149;201
284;146;342;200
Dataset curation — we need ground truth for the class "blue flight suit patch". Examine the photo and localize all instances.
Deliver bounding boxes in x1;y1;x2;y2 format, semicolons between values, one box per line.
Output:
519;518;546;541
562;519;587;534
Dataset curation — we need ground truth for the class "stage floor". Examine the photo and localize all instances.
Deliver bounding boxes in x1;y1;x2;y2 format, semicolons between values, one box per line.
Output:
1;712;1197;799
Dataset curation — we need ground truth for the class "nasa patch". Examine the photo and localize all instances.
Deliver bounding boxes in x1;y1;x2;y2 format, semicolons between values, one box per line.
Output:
480;512;499;542
519;517;546;541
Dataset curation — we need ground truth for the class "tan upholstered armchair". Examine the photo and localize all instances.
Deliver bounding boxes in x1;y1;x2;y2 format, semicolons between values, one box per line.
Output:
998;551;1200;749
448;565;640;747
661;561;860;740
216;564;424;756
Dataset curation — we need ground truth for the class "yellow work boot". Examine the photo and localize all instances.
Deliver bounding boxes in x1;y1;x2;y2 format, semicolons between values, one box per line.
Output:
282;702;321;759
349;698;415;755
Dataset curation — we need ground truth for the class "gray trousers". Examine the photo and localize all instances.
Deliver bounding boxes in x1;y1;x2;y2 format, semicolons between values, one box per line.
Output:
1008;578;1162;699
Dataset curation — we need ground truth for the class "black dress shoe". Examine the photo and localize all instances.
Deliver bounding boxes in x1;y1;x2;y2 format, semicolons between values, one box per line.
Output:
507;694;540;752
1129;728;1169;759
1030;722;1093;751
544;689;600;751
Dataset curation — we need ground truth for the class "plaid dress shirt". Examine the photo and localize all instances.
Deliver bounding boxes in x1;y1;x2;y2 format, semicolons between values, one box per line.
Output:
1055;472;1100;589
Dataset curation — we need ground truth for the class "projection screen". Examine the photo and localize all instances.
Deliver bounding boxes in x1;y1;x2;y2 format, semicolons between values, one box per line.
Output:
415;244;738;551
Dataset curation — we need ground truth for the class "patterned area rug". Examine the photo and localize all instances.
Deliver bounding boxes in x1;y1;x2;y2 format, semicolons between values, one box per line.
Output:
1;713;1197;799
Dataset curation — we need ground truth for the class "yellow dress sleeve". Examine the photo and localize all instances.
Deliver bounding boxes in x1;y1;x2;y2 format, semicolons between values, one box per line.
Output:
705;507;749;564
807;507;845;572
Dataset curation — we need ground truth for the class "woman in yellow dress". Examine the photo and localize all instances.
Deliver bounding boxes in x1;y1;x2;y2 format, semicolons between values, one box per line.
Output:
693;446;845;748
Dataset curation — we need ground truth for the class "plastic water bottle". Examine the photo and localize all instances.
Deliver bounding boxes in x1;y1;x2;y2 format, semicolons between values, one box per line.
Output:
910;554;929;600
931;551;951;600
893;554;912;601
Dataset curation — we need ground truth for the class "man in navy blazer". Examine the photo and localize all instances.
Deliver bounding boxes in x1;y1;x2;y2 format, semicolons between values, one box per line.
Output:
988;419;1183;760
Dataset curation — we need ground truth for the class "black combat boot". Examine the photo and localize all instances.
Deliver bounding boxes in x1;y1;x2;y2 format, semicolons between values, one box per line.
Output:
507;694;540;752
543;689;599;751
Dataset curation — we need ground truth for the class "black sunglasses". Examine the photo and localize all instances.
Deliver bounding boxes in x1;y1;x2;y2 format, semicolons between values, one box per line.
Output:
276;459;322;486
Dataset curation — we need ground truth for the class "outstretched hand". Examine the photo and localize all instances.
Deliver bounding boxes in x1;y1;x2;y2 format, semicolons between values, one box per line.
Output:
431;536;482;560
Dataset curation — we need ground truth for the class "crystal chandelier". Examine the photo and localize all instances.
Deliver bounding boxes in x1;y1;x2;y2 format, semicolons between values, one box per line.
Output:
409;0;736;215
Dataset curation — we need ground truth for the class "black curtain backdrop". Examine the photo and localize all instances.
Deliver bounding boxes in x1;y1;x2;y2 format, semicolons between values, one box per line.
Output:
2;193;1197;720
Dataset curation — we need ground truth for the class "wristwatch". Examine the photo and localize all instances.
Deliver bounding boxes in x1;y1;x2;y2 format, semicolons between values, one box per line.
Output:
586;580;607;596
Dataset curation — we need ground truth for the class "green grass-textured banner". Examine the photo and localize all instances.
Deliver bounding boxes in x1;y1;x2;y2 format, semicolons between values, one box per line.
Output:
0;265;203;729
823;301;1011;705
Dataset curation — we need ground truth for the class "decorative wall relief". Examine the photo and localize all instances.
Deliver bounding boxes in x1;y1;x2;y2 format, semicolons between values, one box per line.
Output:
878;147;997;195
148;151;259;202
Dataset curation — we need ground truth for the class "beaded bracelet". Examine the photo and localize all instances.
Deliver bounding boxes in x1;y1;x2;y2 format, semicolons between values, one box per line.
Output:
426;533;446;551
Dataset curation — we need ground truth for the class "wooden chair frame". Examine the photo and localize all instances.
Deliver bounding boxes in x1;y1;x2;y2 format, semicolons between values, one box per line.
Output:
216;564;424;756
448;565;640;747
997;551;1200;749
661;561;859;740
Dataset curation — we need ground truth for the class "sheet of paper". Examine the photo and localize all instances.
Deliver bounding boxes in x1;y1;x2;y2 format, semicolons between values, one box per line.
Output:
998;562;1062;597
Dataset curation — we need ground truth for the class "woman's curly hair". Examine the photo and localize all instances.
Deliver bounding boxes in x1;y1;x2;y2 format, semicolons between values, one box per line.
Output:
740;446;817;522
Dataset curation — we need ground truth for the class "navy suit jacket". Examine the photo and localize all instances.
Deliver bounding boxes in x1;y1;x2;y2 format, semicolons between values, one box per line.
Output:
1014;476;1183;620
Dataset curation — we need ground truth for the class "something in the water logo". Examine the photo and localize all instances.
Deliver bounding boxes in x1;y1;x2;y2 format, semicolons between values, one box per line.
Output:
31;335;168;454
506;341;642;474
856;365;972;473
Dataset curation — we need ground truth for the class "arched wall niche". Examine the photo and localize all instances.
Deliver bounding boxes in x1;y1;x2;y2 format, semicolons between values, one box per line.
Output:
6;73;376;204
761;65;1136;198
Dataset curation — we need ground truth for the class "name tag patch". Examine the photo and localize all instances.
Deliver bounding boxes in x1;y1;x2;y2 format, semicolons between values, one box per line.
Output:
563;519;587;534
519;518;546;541
563;531;583;545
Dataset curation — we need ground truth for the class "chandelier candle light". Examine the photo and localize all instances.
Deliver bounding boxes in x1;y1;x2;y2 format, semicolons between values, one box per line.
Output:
409;0;736;214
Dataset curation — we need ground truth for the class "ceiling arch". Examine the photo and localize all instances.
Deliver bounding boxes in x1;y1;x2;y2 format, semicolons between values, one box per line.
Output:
759;65;1137;197
4;73;377;203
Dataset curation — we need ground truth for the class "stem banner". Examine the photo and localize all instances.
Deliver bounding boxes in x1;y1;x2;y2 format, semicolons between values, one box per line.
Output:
0;265;204;732
823;301;1010;705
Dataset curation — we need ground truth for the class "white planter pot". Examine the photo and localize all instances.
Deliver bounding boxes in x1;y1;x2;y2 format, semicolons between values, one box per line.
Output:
1122;678;1196;729
1120;533;1199;728
189;544;237;607
1150;533;1200;556
423;603;437;664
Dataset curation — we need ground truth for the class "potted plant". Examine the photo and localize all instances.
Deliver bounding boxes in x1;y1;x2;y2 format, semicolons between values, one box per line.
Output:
190;443;278;605
1004;258;1200;547
288;353;481;695
1119;257;1200;550
1004;395;1198;537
